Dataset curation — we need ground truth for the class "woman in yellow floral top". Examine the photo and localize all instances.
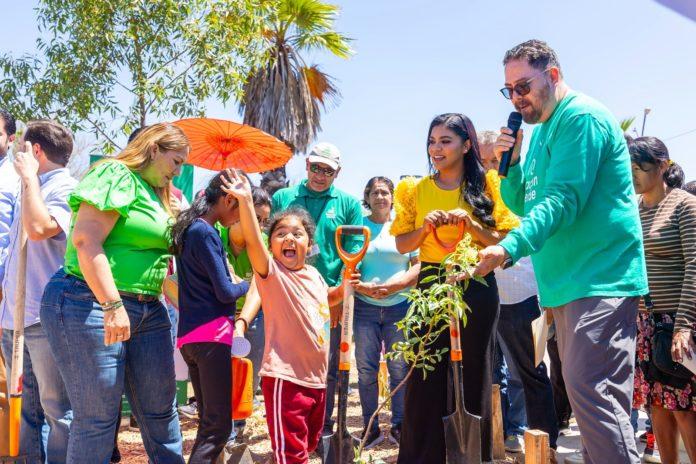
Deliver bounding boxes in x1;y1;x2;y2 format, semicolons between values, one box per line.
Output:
392;113;518;463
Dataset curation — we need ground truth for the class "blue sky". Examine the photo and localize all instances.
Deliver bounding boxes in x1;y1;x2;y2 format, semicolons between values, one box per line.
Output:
5;0;696;197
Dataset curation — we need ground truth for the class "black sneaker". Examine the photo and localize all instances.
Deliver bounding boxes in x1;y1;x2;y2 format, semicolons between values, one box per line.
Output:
388;424;401;445
353;427;384;450
128;415;139;430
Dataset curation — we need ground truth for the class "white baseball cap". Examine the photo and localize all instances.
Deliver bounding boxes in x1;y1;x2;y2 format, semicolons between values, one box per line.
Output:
307;142;341;170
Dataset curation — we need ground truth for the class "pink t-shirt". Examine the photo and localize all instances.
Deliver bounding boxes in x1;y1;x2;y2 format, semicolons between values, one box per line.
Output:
256;258;330;389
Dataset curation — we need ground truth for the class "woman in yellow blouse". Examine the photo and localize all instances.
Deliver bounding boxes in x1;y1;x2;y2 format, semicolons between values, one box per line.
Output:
392;113;518;463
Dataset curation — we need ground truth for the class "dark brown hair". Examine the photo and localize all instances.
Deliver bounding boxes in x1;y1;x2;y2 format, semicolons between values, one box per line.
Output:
503;39;562;76
427;113;495;228
362;176;394;210
24;120;73;166
627;136;684;189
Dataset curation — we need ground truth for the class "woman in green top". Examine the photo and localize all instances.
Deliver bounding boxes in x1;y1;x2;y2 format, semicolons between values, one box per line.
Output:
40;123;189;463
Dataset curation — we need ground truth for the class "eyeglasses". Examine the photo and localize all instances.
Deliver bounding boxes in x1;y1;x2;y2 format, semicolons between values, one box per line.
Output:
309;164;336;177
500;68;551;100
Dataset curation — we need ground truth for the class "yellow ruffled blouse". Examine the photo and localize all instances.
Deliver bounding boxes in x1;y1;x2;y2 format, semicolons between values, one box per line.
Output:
390;170;520;263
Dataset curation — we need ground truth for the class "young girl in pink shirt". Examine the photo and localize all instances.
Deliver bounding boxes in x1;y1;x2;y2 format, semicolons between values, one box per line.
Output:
222;169;353;464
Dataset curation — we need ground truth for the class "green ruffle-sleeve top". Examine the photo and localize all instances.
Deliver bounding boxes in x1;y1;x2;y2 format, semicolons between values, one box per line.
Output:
63;160;172;295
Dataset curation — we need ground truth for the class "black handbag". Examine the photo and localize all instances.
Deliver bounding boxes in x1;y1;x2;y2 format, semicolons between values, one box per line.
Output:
643;294;694;389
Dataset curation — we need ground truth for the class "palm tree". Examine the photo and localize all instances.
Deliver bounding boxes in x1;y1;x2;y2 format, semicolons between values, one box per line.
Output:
239;0;352;191
620;117;636;134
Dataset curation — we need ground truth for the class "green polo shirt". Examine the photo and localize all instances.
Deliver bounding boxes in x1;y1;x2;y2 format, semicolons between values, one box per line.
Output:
272;180;363;286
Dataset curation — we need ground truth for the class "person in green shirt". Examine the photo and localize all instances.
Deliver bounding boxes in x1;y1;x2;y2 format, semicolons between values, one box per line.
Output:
270;142;363;436
475;40;647;464
40;123;189;463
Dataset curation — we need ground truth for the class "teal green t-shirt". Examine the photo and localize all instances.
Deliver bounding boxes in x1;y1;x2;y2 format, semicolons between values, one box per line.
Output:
64;161;171;295
271;180;363;286
499;91;648;307
356;217;417;307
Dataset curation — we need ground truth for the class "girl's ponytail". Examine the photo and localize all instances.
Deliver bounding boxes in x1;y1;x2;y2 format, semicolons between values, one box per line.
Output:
664;162;684;189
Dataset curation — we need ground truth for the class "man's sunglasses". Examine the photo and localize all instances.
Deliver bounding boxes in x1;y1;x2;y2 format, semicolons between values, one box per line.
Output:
500;68;551;100
309;164;336;177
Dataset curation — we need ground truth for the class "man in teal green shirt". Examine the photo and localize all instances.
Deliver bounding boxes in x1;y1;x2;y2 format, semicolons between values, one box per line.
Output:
271;142;363;436
475;40;646;464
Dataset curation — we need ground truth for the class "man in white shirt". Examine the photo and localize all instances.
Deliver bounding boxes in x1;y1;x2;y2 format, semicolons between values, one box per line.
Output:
480;131;558;452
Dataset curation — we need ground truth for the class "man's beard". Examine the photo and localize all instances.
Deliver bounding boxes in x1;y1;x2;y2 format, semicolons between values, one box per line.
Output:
518;84;552;124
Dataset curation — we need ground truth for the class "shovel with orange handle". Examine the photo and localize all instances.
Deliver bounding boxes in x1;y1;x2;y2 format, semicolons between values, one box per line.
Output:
319;225;371;464
4;218;28;464
432;223;482;464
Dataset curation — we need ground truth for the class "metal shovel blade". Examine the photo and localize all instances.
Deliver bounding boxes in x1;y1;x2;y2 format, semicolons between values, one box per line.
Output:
0;457;28;464
321;430;360;464
216;442;253;464
320;371;360;464
443;407;482;464
443;362;482;464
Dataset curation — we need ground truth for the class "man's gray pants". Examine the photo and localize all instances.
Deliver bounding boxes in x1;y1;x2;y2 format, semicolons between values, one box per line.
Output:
552;296;640;464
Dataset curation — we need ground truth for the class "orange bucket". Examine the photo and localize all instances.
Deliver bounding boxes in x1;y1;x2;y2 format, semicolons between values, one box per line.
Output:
231;357;253;420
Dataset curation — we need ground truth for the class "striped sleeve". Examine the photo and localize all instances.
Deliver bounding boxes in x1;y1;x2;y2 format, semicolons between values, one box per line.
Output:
676;194;696;331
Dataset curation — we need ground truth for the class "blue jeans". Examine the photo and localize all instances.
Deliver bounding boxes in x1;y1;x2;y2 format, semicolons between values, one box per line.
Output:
40;270;184;464
492;342;527;437
353;299;409;430
1;323;72;464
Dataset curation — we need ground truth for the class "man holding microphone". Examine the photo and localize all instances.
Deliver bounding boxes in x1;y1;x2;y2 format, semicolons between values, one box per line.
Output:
475;40;647;464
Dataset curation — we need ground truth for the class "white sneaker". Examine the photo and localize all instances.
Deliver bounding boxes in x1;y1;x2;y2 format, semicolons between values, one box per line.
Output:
504;434;524;453
564;452;585;464
178;401;199;419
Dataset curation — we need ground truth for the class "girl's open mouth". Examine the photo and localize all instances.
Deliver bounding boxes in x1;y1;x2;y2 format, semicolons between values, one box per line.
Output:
283;249;296;258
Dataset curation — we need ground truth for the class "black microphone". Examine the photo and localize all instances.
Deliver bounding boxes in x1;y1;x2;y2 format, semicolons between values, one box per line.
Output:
498;111;522;178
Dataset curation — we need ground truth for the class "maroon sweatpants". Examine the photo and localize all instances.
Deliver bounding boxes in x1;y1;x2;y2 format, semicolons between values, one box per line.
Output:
261;377;326;464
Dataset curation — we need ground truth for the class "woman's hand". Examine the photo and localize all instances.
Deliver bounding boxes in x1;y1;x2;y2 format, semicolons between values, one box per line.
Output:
423;210;449;230
104;305;131;345
220;169;252;202
671;328;695;363
355;281;391;299
447;208;473;229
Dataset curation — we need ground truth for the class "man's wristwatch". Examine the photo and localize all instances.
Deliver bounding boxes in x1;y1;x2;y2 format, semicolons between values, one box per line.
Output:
501;254;513;269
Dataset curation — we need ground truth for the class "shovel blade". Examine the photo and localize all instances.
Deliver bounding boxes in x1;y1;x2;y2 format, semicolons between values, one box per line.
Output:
319;431;361;464
0;457;28;464
443;407;482;464
216;443;253;464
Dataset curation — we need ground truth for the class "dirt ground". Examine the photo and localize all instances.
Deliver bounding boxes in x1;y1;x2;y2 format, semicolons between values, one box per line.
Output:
116;375;518;464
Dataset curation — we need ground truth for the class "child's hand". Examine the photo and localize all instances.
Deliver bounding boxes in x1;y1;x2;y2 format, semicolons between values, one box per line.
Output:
346;272;361;289
220;168;252;201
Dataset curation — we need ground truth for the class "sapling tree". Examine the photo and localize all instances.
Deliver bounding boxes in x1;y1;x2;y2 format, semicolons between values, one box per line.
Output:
354;235;485;463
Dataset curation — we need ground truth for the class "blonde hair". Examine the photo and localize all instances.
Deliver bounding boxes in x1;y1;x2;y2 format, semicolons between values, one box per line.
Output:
97;123;190;215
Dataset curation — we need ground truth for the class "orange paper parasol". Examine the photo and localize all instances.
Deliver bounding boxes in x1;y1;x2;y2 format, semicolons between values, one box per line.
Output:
173;118;292;173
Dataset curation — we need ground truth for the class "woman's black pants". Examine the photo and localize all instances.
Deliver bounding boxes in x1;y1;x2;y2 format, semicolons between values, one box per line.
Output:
398;265;499;463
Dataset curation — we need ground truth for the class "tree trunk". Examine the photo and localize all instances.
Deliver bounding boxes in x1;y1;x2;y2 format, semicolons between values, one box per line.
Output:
259;165;288;197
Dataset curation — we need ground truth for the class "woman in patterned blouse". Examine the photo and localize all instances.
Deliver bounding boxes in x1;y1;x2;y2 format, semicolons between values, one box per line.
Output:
629;136;696;464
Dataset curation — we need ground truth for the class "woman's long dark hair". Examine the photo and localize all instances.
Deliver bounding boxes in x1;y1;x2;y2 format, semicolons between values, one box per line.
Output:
169;171;235;255
427;113;495;227
627;136;684;189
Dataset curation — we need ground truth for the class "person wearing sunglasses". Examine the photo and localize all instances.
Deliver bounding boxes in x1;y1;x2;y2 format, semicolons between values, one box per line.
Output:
474;40;648;464
270;142;364;439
